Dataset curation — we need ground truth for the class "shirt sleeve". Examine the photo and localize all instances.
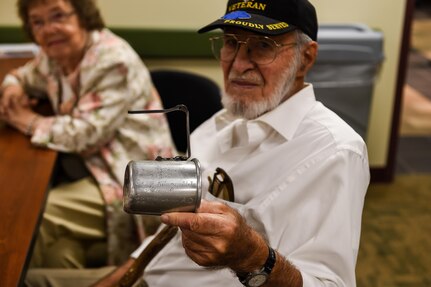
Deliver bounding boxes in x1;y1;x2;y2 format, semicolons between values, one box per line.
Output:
1;55;48;93
32;33;154;153
256;148;369;286
2;74;21;87
31;59;149;153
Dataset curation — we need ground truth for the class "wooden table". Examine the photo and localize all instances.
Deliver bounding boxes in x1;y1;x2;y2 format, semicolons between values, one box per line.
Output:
0;57;34;78
0;125;57;286
0;57;57;286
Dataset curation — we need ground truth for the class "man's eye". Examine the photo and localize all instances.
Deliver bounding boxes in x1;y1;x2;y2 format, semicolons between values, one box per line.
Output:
255;40;273;50
224;38;237;48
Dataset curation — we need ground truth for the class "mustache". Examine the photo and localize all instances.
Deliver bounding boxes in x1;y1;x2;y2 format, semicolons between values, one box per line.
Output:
228;71;263;85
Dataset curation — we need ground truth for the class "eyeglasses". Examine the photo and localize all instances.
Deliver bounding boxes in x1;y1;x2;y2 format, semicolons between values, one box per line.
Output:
208;167;234;202
30;10;76;32
209;34;297;65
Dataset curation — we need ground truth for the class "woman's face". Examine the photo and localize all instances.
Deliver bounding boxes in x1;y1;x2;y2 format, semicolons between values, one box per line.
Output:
28;0;88;69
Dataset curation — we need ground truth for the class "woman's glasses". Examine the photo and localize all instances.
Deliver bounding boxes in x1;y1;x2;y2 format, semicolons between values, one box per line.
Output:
30;10;76;33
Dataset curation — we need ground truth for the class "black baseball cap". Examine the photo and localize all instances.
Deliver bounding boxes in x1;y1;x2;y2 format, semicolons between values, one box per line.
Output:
198;0;318;41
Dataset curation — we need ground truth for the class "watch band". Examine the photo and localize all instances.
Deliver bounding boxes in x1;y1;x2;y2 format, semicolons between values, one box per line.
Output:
237;246;277;287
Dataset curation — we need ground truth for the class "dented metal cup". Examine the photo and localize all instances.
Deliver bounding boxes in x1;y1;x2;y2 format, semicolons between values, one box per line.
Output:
123;158;202;215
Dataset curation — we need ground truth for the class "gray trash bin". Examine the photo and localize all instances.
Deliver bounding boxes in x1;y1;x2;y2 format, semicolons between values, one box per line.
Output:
306;24;384;139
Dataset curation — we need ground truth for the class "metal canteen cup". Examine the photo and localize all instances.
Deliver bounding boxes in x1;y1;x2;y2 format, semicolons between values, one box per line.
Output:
123;105;202;215
123;158;202;215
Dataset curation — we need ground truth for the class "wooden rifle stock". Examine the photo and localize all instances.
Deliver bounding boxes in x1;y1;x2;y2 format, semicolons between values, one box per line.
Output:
119;225;179;287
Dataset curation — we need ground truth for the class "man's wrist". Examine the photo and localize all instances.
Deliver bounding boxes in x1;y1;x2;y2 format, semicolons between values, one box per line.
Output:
229;224;269;273
236;245;276;287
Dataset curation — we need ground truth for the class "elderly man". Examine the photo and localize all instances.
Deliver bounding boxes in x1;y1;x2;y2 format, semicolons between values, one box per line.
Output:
29;0;370;286
114;0;368;285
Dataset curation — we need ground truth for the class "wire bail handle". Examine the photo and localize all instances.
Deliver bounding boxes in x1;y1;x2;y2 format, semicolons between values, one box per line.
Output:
128;104;191;161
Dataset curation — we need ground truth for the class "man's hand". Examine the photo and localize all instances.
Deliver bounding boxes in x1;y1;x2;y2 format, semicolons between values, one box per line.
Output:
160;200;268;272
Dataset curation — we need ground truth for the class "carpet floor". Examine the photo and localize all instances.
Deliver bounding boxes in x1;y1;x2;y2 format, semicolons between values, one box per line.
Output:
357;175;431;287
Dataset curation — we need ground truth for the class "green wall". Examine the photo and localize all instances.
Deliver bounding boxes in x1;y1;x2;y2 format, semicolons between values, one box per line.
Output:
0;26;217;58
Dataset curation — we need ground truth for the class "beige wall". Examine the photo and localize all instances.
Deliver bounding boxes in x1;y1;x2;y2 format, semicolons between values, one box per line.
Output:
0;0;408;167
0;0;224;28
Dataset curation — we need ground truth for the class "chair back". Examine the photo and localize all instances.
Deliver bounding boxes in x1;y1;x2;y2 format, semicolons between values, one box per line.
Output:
150;70;223;153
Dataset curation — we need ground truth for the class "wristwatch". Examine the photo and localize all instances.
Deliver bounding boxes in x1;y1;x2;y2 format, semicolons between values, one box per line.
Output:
236;246;276;287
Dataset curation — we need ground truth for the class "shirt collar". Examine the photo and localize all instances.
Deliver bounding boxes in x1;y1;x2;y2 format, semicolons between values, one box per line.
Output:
214;111;271;152
259;84;316;141
214;84;316;143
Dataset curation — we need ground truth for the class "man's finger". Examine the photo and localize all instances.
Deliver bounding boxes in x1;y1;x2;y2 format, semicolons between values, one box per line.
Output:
161;211;234;237
160;200;224;227
160;212;197;229
161;212;221;232
196;200;229;214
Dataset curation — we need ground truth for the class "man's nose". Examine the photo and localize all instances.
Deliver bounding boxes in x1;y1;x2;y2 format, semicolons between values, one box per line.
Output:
231;44;255;71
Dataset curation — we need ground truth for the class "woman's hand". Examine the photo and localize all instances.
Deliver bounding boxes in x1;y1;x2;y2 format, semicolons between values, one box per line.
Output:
0;96;40;136
0;85;28;114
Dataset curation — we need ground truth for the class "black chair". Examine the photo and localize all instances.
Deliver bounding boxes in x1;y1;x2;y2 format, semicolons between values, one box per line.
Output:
150;70;223;153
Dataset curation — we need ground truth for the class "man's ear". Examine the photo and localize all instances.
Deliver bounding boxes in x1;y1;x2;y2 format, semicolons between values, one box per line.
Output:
298;41;318;76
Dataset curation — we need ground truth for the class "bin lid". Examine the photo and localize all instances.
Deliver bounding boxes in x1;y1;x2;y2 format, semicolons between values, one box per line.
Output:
315;23;384;63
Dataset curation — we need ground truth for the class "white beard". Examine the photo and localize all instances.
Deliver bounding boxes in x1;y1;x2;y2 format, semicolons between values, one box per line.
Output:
222;57;300;120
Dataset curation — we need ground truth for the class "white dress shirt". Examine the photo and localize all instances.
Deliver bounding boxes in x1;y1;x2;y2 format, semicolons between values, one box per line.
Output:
133;84;370;286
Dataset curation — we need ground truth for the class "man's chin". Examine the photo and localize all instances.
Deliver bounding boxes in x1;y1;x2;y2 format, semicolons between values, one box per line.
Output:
222;96;267;120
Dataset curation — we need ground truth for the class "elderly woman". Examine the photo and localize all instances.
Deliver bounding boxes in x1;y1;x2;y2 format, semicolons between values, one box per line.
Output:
0;0;174;269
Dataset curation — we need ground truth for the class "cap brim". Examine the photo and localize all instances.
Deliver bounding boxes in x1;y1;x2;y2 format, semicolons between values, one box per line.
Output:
198;13;297;35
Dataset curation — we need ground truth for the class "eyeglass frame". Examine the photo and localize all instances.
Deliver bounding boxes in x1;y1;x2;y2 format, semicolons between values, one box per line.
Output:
29;10;76;33
208;167;235;202
209;33;298;65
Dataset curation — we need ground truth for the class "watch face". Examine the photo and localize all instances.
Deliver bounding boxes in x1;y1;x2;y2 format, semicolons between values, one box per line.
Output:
247;273;268;287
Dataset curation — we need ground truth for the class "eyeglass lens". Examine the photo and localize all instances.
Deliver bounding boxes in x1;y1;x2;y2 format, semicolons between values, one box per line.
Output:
211;35;278;65
30;11;74;31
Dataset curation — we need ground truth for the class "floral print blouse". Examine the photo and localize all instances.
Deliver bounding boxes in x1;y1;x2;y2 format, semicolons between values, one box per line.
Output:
2;29;175;264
